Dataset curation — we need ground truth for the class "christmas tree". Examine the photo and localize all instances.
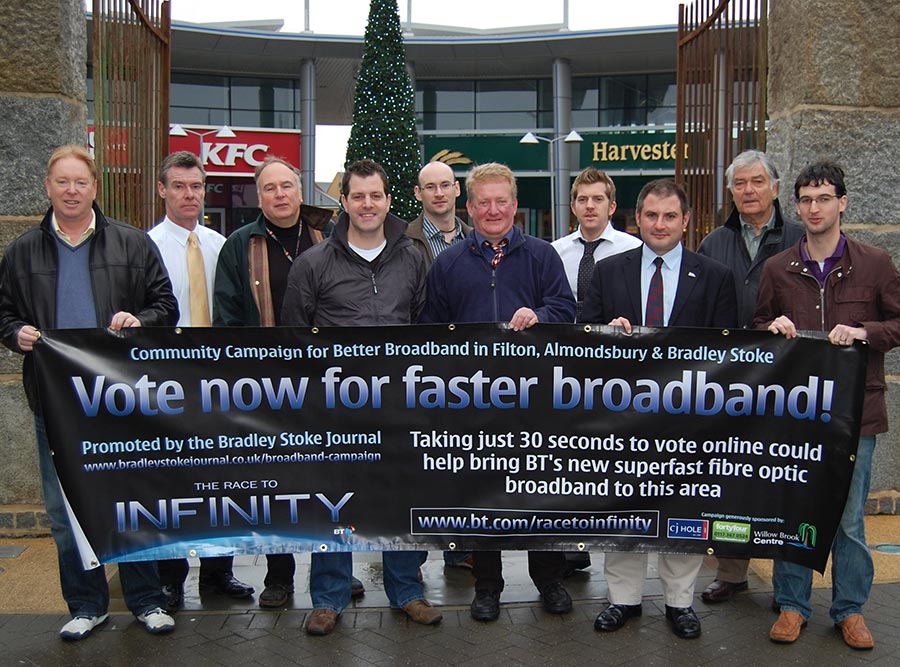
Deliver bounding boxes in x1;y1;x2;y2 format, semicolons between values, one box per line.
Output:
345;0;420;221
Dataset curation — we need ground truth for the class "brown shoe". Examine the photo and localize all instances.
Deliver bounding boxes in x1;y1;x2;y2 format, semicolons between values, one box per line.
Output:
402;599;443;625
837;614;874;650
701;579;748;603
769;610;807;643
306;608;339;636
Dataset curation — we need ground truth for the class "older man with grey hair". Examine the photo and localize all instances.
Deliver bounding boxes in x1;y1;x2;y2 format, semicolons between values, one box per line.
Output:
696;149;804;603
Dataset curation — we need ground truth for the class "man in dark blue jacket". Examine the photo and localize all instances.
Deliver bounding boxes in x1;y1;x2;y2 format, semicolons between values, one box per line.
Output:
420;162;575;622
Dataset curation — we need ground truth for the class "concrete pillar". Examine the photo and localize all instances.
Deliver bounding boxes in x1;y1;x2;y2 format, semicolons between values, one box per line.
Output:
552;58;574;239
766;0;900;495
0;1;87;518
299;59;316;205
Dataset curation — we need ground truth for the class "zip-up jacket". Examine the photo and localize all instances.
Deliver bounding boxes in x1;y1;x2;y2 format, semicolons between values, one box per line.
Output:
213;204;333;327
281;211;425;327
698;200;805;327
419;225;575;324
752;235;900;435
0;203;178;413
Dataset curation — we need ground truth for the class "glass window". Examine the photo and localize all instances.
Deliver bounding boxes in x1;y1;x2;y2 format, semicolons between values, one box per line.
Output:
476;111;539;130
647;73;677;126
231;77;294;110
419;112;474;131
171;73;228;108
417;81;474;113
572;109;598;127
170;106;229;126
599;76;649;126
476;80;537;112
537;79;554;112
572;77;598;111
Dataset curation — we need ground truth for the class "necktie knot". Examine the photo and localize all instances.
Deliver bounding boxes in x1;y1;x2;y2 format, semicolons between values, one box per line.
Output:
484;238;508;268
579;238;602;256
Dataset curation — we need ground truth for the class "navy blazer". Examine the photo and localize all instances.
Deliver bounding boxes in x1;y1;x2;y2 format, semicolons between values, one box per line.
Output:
579;245;737;329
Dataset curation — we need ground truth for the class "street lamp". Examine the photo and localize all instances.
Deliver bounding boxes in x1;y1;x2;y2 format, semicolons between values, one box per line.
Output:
168;124;236;228
520;130;584;240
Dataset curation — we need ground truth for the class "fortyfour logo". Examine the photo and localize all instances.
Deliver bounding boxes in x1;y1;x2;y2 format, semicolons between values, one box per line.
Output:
711;521;751;543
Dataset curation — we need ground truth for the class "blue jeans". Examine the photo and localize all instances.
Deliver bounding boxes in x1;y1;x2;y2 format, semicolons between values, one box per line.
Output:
35;415;164;617
773;435;875;623
310;550;428;612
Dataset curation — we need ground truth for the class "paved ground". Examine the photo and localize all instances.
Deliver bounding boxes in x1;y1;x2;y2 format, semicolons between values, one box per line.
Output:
3;518;900;666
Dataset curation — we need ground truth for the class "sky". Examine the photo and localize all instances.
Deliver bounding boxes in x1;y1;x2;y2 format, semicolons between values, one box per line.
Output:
157;0;686;180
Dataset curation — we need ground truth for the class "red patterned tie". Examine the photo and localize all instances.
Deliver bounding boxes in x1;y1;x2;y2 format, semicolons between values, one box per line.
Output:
484;238;509;269
645;256;664;326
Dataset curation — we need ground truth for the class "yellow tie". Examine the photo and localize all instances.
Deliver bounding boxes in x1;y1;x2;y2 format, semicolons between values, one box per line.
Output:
187;231;211;327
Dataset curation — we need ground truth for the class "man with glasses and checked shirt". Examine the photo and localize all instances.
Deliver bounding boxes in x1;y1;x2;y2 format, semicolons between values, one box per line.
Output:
407;161;472;271
755;161;900;650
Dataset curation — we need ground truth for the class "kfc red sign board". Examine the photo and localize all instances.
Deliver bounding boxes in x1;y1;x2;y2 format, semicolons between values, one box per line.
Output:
168;126;301;176
87;125;302;177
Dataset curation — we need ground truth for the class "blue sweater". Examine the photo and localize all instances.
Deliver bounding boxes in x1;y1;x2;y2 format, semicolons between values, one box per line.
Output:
420;226;575;324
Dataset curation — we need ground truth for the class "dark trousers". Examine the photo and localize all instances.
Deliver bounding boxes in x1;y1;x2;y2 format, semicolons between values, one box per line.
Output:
472;550;567;593
159;553;296;588
264;554;296;588
159;556;234;586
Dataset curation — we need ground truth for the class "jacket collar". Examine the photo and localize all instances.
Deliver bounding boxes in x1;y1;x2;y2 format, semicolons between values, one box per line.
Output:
724;198;785;233
41;201;110;235
332;210;410;251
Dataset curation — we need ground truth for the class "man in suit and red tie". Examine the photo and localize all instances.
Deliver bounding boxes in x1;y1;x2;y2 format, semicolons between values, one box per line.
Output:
580;179;737;639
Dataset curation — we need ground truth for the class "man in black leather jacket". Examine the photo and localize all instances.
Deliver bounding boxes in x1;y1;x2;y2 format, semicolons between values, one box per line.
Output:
0;146;177;641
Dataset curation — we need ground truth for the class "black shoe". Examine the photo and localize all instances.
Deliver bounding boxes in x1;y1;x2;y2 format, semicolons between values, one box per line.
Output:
259;583;293;608
351;576;365;599
594;603;642;632
198;572;254;599
665;605;701;639
162;584;183;613
470;590;501;622
540;582;573;614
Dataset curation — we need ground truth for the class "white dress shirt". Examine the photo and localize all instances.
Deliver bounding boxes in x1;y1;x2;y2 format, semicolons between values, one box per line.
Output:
148;216;226;326
551;222;642;296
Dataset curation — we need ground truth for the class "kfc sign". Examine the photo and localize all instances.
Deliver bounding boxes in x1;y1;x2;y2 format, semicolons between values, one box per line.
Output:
87;125;302;177
169;126;301;176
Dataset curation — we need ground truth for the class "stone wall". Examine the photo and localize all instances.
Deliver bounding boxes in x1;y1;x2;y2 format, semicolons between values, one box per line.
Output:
0;1;86;517
766;0;900;497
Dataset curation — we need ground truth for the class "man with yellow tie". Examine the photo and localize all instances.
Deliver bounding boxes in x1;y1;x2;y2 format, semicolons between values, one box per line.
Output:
148;151;255;611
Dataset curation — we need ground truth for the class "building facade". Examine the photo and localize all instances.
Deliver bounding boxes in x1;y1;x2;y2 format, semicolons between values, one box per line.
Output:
87;17;680;239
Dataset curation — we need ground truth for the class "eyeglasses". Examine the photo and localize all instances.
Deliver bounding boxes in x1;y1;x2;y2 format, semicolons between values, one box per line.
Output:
797;194;840;208
421;182;456;194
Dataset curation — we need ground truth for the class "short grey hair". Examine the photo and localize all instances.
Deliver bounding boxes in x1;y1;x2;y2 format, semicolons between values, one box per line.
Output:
725;149;779;190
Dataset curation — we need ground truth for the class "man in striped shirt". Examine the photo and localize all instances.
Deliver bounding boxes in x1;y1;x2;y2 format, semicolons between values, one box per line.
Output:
407;161;471;271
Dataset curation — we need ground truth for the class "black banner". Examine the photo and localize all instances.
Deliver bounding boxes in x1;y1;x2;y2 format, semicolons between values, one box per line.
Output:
32;324;865;572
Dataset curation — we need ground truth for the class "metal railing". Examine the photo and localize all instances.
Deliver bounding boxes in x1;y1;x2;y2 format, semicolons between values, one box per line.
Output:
676;0;767;248
92;0;171;228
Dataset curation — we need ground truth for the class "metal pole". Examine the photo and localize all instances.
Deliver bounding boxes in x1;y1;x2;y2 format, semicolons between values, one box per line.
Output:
300;59;316;206
552;59;573;240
